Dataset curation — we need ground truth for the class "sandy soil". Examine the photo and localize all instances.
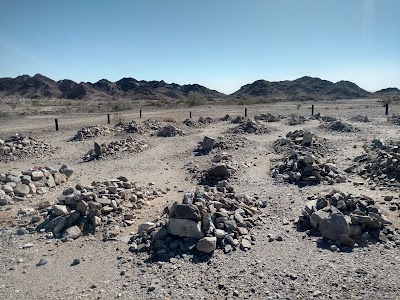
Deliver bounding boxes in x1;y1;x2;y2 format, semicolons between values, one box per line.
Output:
0;99;399;300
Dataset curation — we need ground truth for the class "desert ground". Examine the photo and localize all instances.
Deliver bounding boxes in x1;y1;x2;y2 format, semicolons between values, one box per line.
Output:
0;98;400;300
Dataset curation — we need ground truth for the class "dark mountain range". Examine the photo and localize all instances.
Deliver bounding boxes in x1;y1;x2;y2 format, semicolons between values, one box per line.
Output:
0;74;398;100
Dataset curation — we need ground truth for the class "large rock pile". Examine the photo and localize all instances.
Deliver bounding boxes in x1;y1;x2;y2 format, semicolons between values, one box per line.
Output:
130;184;265;258
35;177;166;241
183;116;217;127
346;139;400;190
114;121;145;134
213;135;252;150
297;190;397;250
254;113;281;122
271;131;345;186
288;115;306;125
0;165;73;205
69;125;111;141
83;138;149;161
0;134;54;162
387;114;400;125
229;119;272;134
157;125;184;137
321;120;359;132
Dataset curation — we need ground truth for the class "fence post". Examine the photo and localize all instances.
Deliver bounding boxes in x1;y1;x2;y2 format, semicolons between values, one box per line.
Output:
107;114;110;124
140;109;142;118
189;111;192;119
55;119;59;131
385;104;389;116
311;104;314;116
245;108;248;117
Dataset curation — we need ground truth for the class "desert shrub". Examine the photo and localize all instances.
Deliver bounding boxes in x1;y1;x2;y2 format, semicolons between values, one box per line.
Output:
109;100;132;112
112;112;126;124
187;91;206;107
296;103;302;110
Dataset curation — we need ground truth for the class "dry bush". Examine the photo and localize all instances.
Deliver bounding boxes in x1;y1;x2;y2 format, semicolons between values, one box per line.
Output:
187;91;206;107
108;100;132;112
112;112;126;124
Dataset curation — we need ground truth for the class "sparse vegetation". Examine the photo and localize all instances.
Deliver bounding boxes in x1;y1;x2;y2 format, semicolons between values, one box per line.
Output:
112;112;126;124
108;100;132;112
187;91;206;107
296;103;302;110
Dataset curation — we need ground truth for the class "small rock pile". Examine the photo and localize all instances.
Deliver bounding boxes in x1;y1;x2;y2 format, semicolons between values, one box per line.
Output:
35;177;166;241
229;119;272;134
288;115;306;125
0;165;73;205
387;114;400;125
183;117;216;127
0;134;54;162
297;190;397;250
231;116;245;124
213;135;252;150
220;114;231;121
255;113;281;122
321;120;359;132
157;125;184;137
83;138;149;162
310;113;338;122
129;184;265;258
69;125;111;141
346;139;400;190
271;131;345;186
114;121;145;134
349;115;371;123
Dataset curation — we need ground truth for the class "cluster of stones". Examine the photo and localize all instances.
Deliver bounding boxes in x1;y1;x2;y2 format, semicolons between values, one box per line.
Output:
287;115;306;125
297;190;398;250
229;119;271;134
346;139;400;190
310;113;338;122
183;116;217;127
387;114;400;125
271;131;346;186
83;139;149;162
35;177;166;241
254;113;281;122
349;115;371;123
130;183;265;258
213;135;251;150
69;125;111;141
0;165;73;205
0;134;54;162
114;121;146;134
321;120;359;132
157;124;184;137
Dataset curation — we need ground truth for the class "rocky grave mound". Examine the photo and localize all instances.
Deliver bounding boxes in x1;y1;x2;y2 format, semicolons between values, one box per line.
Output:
254;113;281;122
228;119;272;134
345;139;400;190
297;190;399;251
213;135;252;150
320;120;359;132
310;113;338;122
83;138;149;162
271;131;345;186
69;125;111;141
0;134;55;162
387;114;400;125
183;116;217;127
220;114;232;121
157;124;184;137
288;115;307;126
114;120;145;134
33;177;166;241
231;116;246;124
0;165;73;206
349;115;371;123
129;183;267;259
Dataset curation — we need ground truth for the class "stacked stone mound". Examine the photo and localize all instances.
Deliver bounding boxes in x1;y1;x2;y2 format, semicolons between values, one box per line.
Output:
114;121;145;134
36;177;166;241
297;190;397;250
387;114;400;125
321;120;359;132
83;139;148;162
0;134;54;162
288;115;306;125
254;113;281;122
349;115;370;123
229;119;271;134
0;165;73;205
130;183;266;257
183;116;217;127
142;119;163;131
231;116;245;124
220;114;231;121
157;124;184;137
213;135;251;150
69;125;111;141
310;113;338;122
271;131;345;186
346;139;400;190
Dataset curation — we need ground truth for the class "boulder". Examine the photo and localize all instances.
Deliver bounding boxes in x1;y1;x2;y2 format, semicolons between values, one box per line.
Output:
14;183;30;197
169;203;201;221
196;236;217;253
202;136;215;152
319;212;350;241
167;218;204;239
207;164;230;177
63;225;82;240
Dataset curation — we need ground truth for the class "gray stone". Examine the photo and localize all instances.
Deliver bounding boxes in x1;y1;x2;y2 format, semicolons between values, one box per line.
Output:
46;174;56;188
36;258;48;266
53;217;68;234
76;200;88;214
224;219;237;231
59;165;74;178
14;183;30;196
196;236;217;253
302;131;313;146
169;203;201;221
240;239;252;249
207;164;230;177
304;155;314;164
94;142;102;157
31;171;44;181
63;225;82;240
339;234;355;248
52;205;69;216
138;222;155;233
202;136;215;152
319;212;350;241
214;229;228;239
167;218;204;239
310;210;330;228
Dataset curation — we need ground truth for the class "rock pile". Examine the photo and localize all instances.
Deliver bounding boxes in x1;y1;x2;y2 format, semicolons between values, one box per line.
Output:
321;120;359;132
0;134;54;162
183;117;217;127
0;165;73;205
310;113;338;122
69;125;111;141
297;190;397;250
271;131;345;186
35;177;166;241
255;113;281;122
157;125;184;137
387;114;400;125
349;115;371;123
213;135;252;150
83;138;149;162
114;121;145;134
288;115;306;125
229;119;272;134
346;139;400;190
130;184;265;258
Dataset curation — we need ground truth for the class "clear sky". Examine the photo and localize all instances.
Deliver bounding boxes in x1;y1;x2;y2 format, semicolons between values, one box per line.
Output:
1;0;399;94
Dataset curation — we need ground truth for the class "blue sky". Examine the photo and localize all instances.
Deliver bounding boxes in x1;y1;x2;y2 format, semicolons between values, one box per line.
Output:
0;0;399;94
